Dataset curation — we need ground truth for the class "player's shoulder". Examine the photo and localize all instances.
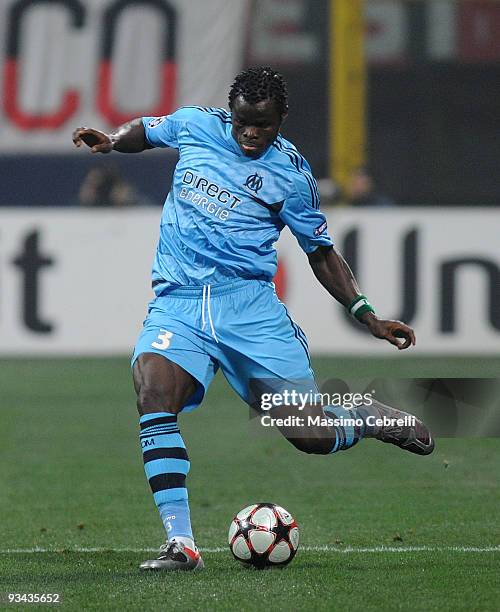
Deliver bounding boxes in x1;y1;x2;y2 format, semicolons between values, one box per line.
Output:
145;106;230;129
270;135;319;205
271;135;313;176
174;106;231;127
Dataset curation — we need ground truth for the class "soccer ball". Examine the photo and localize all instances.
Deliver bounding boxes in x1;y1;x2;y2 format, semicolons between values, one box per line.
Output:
228;503;299;568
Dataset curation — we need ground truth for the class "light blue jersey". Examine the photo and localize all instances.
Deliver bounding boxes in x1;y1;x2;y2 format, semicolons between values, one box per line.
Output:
142;106;332;292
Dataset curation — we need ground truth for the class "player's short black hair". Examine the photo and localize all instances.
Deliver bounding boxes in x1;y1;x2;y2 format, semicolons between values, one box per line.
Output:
228;66;289;116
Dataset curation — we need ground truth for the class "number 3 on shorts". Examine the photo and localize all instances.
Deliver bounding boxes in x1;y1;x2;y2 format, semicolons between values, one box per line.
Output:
152;329;173;350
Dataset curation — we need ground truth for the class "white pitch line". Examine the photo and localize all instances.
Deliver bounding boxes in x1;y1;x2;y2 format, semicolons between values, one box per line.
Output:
0;546;499;554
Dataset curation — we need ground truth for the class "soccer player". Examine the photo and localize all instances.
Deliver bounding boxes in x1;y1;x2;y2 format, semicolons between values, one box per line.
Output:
73;67;434;572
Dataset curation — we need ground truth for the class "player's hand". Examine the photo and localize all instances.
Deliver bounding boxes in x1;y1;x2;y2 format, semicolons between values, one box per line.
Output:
365;316;416;350
72;127;113;154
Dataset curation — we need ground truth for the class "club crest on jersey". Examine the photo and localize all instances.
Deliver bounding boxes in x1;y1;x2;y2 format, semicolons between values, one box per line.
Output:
244;172;263;194
148;116;166;128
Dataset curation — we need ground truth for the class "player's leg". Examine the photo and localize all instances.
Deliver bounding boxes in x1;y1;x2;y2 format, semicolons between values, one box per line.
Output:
266;398;434;456
216;281;433;456
212;281;364;454
133;352;204;570
134;352;197;414
247;380;367;456
260;399;364;455
131;292;218;571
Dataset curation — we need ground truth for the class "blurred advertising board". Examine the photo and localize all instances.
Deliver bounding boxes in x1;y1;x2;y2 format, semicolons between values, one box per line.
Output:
0;0;247;152
0;208;498;356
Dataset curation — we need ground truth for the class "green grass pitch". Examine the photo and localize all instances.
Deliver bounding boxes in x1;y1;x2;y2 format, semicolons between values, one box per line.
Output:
0;356;499;611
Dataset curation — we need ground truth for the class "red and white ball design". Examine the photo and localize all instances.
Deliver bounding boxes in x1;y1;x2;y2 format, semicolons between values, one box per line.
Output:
228;503;299;568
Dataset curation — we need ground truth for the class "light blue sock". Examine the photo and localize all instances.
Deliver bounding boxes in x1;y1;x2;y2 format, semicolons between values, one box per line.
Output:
324;405;366;453
140;411;193;541
158;500;193;542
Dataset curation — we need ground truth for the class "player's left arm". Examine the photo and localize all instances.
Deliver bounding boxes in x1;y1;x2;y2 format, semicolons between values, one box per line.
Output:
307;245;416;350
280;168;415;350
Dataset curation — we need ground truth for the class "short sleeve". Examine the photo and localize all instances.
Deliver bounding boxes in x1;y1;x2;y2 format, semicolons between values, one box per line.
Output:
142;107;195;149
279;174;333;253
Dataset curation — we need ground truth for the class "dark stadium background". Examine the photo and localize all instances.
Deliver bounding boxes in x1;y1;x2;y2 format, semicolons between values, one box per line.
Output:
1;1;499;207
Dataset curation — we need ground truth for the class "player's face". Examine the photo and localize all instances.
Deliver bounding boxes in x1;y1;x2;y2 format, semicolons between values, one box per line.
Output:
231;96;284;158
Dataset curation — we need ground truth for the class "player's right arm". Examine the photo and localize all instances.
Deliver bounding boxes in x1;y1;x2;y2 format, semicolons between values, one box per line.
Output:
72;118;151;154
72;108;193;154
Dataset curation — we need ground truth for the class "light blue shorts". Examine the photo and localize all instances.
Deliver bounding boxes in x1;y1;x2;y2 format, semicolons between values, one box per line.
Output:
132;279;315;412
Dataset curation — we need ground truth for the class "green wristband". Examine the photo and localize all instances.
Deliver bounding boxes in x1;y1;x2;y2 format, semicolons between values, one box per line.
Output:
348;295;375;320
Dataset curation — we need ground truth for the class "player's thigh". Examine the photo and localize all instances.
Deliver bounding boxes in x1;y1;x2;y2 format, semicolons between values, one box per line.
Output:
133;352;198;415
132;296;218;414
220;286;315;404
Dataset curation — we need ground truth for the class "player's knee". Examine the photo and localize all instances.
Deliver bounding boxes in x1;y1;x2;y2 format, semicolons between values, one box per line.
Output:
136;384;182;415
287;437;332;455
